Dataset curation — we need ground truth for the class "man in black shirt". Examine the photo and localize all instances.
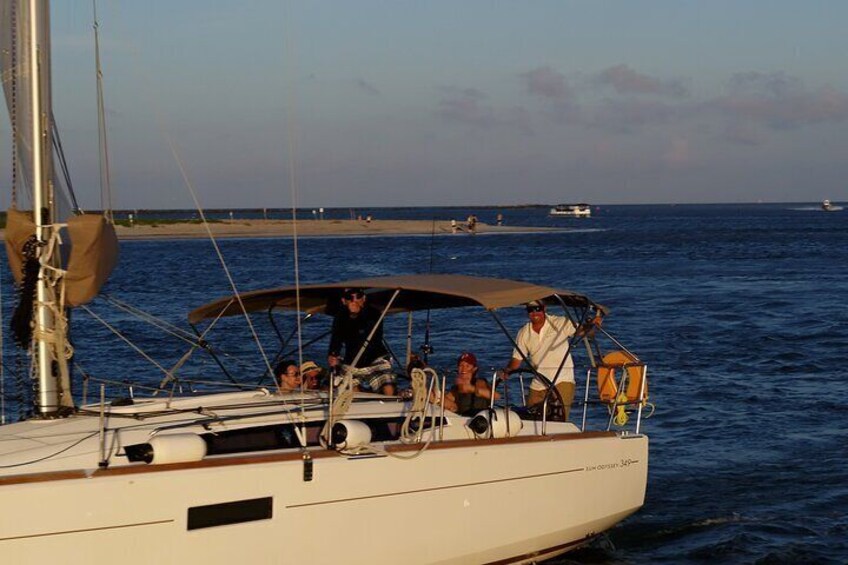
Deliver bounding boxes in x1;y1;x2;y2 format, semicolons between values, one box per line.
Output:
328;288;396;395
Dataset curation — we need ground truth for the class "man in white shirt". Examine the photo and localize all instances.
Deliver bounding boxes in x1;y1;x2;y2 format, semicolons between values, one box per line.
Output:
504;300;577;419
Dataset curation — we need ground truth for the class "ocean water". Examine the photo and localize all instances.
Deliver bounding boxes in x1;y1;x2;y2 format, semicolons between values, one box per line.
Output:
2;203;847;563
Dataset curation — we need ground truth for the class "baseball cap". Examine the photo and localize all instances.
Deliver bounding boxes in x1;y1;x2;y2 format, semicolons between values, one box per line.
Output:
457;352;478;366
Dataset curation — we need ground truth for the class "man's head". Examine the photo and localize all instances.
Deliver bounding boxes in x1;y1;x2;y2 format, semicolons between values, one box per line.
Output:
300;361;321;388
275;360;301;390
342;287;366;316
526;300;546;324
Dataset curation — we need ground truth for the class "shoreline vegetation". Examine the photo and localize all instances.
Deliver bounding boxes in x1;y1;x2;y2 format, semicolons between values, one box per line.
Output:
0;218;561;241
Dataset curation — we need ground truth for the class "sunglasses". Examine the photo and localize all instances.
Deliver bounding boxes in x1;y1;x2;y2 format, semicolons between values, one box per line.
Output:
344;291;365;300
526;305;545;313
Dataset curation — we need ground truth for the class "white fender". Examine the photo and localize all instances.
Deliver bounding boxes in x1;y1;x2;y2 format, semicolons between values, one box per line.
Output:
146;433;207;464
327;420;372;450
468;408;523;439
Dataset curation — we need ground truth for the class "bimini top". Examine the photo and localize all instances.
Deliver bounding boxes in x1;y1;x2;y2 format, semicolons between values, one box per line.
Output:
188;274;604;323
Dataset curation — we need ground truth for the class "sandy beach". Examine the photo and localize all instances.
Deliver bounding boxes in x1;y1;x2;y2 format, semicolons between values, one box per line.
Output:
104;219;559;240
0;218;562;242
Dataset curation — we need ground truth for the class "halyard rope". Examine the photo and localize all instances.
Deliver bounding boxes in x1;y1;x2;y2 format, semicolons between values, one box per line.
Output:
163;136;276;391
80;304;174;380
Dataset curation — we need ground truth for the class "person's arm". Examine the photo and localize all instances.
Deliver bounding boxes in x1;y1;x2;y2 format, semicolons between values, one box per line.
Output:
442;390;458;412
475;379;500;400
504;326;526;374
505;357;522;372
574;311;601;338
560;315;577;338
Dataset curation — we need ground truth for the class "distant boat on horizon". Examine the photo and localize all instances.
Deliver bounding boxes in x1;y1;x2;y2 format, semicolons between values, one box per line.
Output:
550;203;592;217
821;199;843;212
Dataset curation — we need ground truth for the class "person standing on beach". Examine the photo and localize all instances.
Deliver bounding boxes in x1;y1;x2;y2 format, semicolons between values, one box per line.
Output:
328;288;396;395
502;301;576;419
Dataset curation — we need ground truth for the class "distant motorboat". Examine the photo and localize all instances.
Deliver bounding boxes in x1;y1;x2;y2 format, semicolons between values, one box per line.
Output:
821;199;843;212
550;203;591;217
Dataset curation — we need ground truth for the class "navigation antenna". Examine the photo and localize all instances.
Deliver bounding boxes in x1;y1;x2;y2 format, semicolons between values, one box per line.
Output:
420;217;437;362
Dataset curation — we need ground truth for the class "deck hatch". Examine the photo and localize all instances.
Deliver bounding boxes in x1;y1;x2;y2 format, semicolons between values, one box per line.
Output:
187;497;272;530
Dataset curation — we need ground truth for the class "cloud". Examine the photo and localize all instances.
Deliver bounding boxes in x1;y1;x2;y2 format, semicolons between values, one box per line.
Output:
520;66;573;100
722;121;764;146
594;64;689;98
354;78;380;96
437;86;532;133
580;98;681;132
727;71;803;97
516;65;848;145
437;87;492;126
710;72;848;133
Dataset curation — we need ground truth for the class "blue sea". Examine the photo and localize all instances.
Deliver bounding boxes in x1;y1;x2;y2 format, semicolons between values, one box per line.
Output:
2;203;847;563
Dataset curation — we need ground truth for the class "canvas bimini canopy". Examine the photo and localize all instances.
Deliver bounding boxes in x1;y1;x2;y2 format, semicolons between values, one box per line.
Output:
188;274;606;324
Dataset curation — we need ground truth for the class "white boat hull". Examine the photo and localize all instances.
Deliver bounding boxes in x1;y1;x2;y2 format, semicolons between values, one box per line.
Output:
1;432;646;564
549;206;591;218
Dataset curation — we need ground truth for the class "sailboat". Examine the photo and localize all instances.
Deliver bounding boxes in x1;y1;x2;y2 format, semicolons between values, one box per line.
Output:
0;2;650;563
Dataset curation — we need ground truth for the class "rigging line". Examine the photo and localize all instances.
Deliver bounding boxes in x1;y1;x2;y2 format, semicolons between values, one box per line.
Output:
79;304;175;381
161;312;235;389
0;431;100;469
281;4;307;419
9;0;17;206
101;294;251;375
100;294;202;345
91;0;113;221
162;135;275;382
51;120;81;214
117;21;274;385
421;217;437;363
161;143;303;421
428;216;437;272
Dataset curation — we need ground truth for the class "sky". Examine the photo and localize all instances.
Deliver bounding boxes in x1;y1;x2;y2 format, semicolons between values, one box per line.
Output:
4;0;848;208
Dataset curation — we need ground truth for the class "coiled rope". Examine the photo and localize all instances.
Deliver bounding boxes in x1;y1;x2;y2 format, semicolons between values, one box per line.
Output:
400;367;432;442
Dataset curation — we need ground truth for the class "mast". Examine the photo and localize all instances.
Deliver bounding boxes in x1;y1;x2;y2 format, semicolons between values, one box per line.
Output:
28;0;60;414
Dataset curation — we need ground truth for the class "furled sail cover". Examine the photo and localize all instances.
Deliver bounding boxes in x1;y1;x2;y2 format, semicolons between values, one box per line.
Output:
4;207;36;285
64;214;119;306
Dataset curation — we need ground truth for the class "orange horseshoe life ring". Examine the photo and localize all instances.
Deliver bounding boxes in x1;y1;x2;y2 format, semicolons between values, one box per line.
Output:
596;350;648;405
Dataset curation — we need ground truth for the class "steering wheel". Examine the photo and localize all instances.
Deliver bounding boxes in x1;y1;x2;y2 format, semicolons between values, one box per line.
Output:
508;369;566;422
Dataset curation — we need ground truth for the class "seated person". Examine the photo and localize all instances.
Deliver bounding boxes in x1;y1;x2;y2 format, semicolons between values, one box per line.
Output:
441;352;499;416
300;360;326;390
328;287;396;395
275;360;302;393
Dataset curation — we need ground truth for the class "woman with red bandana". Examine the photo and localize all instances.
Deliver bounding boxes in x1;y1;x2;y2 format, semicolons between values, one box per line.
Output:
442;352;498;416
